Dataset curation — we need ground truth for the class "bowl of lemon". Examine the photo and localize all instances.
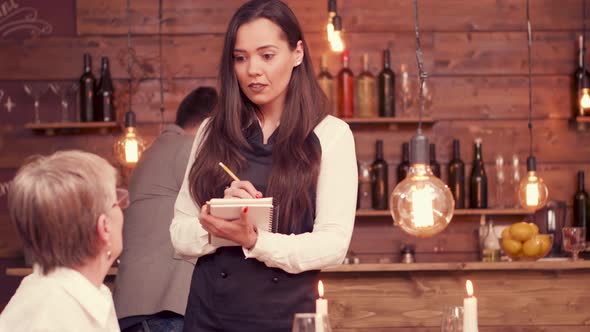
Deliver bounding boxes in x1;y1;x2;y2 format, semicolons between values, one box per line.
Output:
500;222;553;261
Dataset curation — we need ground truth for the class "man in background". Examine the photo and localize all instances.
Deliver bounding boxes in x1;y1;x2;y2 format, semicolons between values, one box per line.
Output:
114;86;218;332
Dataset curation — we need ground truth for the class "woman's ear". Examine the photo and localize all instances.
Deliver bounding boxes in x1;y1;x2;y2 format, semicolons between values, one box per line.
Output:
294;40;304;67
96;214;111;243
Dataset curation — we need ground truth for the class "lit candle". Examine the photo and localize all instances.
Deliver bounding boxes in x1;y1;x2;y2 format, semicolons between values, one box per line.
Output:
463;280;479;332
316;280;328;315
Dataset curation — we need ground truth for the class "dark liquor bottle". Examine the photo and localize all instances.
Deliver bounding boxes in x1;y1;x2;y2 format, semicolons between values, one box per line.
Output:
355;53;377;118
397;142;410;184
469;139;488;208
95;56;115;122
318;54;335;115
371;140;389;210
429;143;441;178
573;171;589;237
377;49;395;117
337;49;354;118
79;53;96;122
448;139;466;209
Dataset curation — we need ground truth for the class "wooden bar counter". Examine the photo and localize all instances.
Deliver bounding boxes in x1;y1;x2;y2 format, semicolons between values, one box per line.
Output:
6;260;590;331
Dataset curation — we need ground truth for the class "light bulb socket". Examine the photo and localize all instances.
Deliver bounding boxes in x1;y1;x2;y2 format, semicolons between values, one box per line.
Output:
410;133;430;164
124;111;136;128
582;74;590;89
526;155;537;172
332;15;342;32
328;0;337;14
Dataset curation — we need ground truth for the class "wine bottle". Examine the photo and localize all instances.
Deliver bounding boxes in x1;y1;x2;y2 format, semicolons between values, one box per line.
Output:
377;49;395;117
318;54;336;115
573;171;589;236
469;138;488;208
371;140;388;210
337;49;354;118
95;56;115;122
574;35;590;117
429;143;441;178
397;142;410;184
448;139;466;209
355;53;377;118
79;53;96;122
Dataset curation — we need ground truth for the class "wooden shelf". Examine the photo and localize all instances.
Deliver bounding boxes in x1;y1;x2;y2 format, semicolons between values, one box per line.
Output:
343;117;435;125
575;116;590;123
6;267;119;277
356;208;530;217
24;121;118;135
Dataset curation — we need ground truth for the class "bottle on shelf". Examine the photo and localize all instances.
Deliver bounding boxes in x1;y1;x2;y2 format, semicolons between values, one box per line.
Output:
355;53;377;118
377;49;395;117
573;171;589;239
95;56;116;122
429;143;441;178
337;49;354;118
318;54;336;115
396;142;410;184
79;53;96;122
448;139;465;209
371;140;389;210
469;138;488;208
481;219;501;262
574;35;590;118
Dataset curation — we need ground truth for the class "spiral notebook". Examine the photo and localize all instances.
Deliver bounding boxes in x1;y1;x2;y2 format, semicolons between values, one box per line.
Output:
207;197;276;247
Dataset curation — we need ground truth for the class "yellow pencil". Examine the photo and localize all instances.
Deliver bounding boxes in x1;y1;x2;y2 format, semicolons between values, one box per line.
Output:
218;162;241;182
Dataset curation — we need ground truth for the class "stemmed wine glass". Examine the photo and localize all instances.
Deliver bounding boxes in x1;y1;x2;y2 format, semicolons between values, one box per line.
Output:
292;313;332;332
49;82;79;122
24;83;49;123
441;306;463;332
562;227;586;261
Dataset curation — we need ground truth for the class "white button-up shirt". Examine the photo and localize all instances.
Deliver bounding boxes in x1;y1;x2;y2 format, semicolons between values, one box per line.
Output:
0;265;120;332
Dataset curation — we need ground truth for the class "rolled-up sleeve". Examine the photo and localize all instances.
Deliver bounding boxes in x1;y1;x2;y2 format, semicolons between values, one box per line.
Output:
170;120;217;260
243;117;357;273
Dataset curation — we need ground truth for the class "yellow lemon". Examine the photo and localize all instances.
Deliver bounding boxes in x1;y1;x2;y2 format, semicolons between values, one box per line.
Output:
523;237;543;257
501;227;512;240
529;223;539;236
537;234;552;256
502;237;523;256
510;222;534;242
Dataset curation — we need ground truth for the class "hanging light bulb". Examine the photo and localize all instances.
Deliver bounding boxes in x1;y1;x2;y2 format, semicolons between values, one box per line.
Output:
580;88;590;112
390;133;454;238
330;15;345;53
114;111;146;167
517;0;549;211
326;0;337;44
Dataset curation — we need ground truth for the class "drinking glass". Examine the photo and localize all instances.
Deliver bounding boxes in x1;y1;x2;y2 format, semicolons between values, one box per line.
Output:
440;306;463;332
494;155;505;208
398;64;414;116
292;313;332;332
49;82;73;122
24;83;49;123
358;161;372;210
562;227;586;260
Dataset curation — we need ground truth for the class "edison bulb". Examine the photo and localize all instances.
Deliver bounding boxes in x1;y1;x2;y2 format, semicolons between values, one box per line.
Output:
390;163;454;238
326;20;335;44
580;88;590;113
330;31;344;52
114;126;146;167
517;171;548;211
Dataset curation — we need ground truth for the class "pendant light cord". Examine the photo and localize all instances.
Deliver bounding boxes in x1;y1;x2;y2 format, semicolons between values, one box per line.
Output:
526;0;534;158
158;0;165;128
413;0;426;134
126;0;132;116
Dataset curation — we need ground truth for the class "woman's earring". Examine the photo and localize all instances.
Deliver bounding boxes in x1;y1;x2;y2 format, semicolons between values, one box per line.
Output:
106;244;112;260
296;61;301;66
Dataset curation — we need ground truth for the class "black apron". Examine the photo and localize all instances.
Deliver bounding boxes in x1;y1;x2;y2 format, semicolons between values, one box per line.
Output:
183;123;320;332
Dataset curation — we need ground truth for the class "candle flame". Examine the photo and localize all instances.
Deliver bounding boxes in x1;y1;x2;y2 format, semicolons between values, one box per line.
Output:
318;280;324;298
466;280;474;296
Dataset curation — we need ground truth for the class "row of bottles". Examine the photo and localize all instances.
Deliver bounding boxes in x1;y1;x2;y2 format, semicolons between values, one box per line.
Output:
318;49;395;118
358;138;489;210
79;53;116;122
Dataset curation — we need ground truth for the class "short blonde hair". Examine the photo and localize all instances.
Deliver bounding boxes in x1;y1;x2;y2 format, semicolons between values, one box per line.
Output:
8;150;118;274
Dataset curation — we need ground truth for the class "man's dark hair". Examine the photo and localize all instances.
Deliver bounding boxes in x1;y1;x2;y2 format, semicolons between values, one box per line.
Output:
175;86;218;128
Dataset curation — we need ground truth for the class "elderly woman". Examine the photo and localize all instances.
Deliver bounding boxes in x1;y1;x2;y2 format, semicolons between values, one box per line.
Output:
0;150;126;332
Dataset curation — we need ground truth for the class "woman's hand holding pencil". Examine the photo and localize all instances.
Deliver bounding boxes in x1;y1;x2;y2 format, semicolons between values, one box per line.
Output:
219;162;263;199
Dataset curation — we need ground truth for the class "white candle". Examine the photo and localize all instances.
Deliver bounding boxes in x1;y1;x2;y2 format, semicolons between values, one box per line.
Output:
315;280;328;332
463;280;479;332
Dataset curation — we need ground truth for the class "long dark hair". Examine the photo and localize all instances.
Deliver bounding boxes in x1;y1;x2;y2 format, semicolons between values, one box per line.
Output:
189;0;328;233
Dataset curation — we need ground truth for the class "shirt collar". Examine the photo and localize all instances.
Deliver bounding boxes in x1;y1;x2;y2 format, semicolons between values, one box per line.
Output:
162;124;185;135
34;265;114;328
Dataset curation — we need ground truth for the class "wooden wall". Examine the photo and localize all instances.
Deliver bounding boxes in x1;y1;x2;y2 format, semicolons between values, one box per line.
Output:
1;0;590;287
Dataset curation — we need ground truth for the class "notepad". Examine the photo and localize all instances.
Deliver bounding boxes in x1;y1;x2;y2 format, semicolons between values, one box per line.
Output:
207;197;275;247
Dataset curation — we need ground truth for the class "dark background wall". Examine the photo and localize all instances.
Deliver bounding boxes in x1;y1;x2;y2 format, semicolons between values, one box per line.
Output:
1;0;590;309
